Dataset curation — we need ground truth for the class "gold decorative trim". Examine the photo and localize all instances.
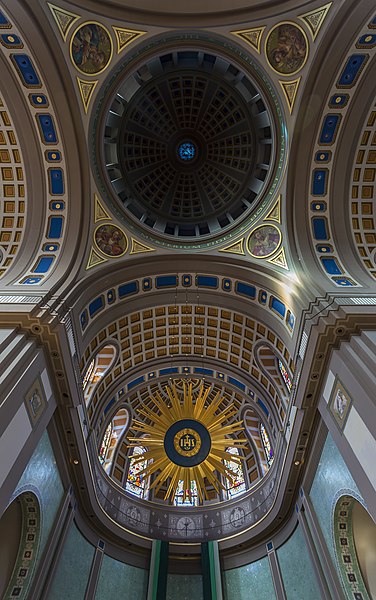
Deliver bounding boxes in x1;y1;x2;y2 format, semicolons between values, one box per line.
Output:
218;239;245;256
231;26;266;54
279;78;301;114
47;2;80;42
130;238;155;254
298;2;332;41
86;246;107;269
94;194;112;222
112;25;146;54
264;195;281;223
267;246;289;270
77;77;98;113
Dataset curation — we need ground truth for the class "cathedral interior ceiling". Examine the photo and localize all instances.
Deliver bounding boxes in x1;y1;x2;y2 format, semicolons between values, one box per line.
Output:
0;0;375;553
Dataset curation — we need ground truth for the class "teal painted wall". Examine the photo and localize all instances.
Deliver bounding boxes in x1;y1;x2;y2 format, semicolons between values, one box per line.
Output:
278;525;321;599
95;554;148;600
223;556;276;600
15;430;64;566
309;432;360;564
166;574;203;600
49;521;94;600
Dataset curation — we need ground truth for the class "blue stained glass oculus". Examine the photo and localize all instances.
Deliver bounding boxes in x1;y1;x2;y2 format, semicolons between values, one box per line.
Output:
178;142;196;161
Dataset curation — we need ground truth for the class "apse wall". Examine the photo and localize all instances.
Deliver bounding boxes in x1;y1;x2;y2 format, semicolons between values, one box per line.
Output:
5;421;371;600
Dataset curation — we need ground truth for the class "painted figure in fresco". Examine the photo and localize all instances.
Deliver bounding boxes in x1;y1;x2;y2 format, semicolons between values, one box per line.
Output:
249;226;280;257
71;23;111;74
333;389;347;419
95;224;126;257
267;24;307;74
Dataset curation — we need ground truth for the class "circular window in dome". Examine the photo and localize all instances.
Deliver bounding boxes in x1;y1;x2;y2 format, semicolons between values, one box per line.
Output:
94;39;286;247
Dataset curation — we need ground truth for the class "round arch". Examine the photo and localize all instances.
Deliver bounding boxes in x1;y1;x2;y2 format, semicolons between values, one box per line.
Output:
0;490;41;600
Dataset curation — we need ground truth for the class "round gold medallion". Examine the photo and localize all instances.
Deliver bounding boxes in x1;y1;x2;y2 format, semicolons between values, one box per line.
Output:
174;428;201;457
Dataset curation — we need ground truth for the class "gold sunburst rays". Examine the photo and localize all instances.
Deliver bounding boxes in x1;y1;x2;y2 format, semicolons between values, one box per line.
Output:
127;380;246;503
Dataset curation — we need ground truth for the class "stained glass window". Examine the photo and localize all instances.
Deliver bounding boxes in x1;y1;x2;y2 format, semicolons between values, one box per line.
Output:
83;344;117;407
174;479;198;506
125;446;148;498
224;447;246;498
82;359;95;390
278;360;292;392
260;423;274;467
98;423;112;465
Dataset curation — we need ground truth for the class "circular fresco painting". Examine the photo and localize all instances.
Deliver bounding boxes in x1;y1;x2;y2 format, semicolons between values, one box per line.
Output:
248;224;281;258
94;224;127;257
265;22;308;75
71;22;112;75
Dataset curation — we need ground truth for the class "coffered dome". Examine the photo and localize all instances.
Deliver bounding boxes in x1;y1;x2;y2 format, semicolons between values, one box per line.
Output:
94;42;285;246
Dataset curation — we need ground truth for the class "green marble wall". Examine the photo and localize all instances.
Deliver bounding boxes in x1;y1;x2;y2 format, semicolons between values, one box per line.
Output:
278;525;321;599
166;574;203;600
309;432;360;564
49;521;94;600
96;554;148;600
15;430;64;565
223;556;276;600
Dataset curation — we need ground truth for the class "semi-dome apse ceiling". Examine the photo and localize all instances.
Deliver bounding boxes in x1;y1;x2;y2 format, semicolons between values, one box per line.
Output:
93;38;286;247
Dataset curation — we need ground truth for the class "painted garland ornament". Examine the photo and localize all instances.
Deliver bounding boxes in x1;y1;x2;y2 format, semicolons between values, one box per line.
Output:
128;381;246;503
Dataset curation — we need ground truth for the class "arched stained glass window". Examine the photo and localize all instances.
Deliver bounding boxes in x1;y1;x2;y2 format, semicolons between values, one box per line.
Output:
82;344;117;407
224;447;246;498
101;408;129;474
98;423;112;465
174;479;198;506
125;446;148;498
260;424;274;468
278;359;292;392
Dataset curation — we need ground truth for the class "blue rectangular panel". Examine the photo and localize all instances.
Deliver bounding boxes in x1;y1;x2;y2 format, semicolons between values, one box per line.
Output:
49;168;64;195
37;114;57;143
333;277;355;286
311;201;326;211
270;297;286;318
287;312;295;330
337;54;367;87
312;217;328;240
156;275;178;288
312;169;328;196
319;115;340;144
0;10;10;25
89;295;104;317
194;368;213;376
236;282;256;299
257;398;269;417
47;216;63;239
196;275;218;288
104;397;115;415
228;376;246;391
12;54;40;87
160;368;179;375
321;257;342;275
315;151;331;163
32;256;54;273
118;281;138;298
1;34;23;48
80;310;88;330
329;94;349;108
29;93;48;107
46;150;61;162
127;376;145;391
